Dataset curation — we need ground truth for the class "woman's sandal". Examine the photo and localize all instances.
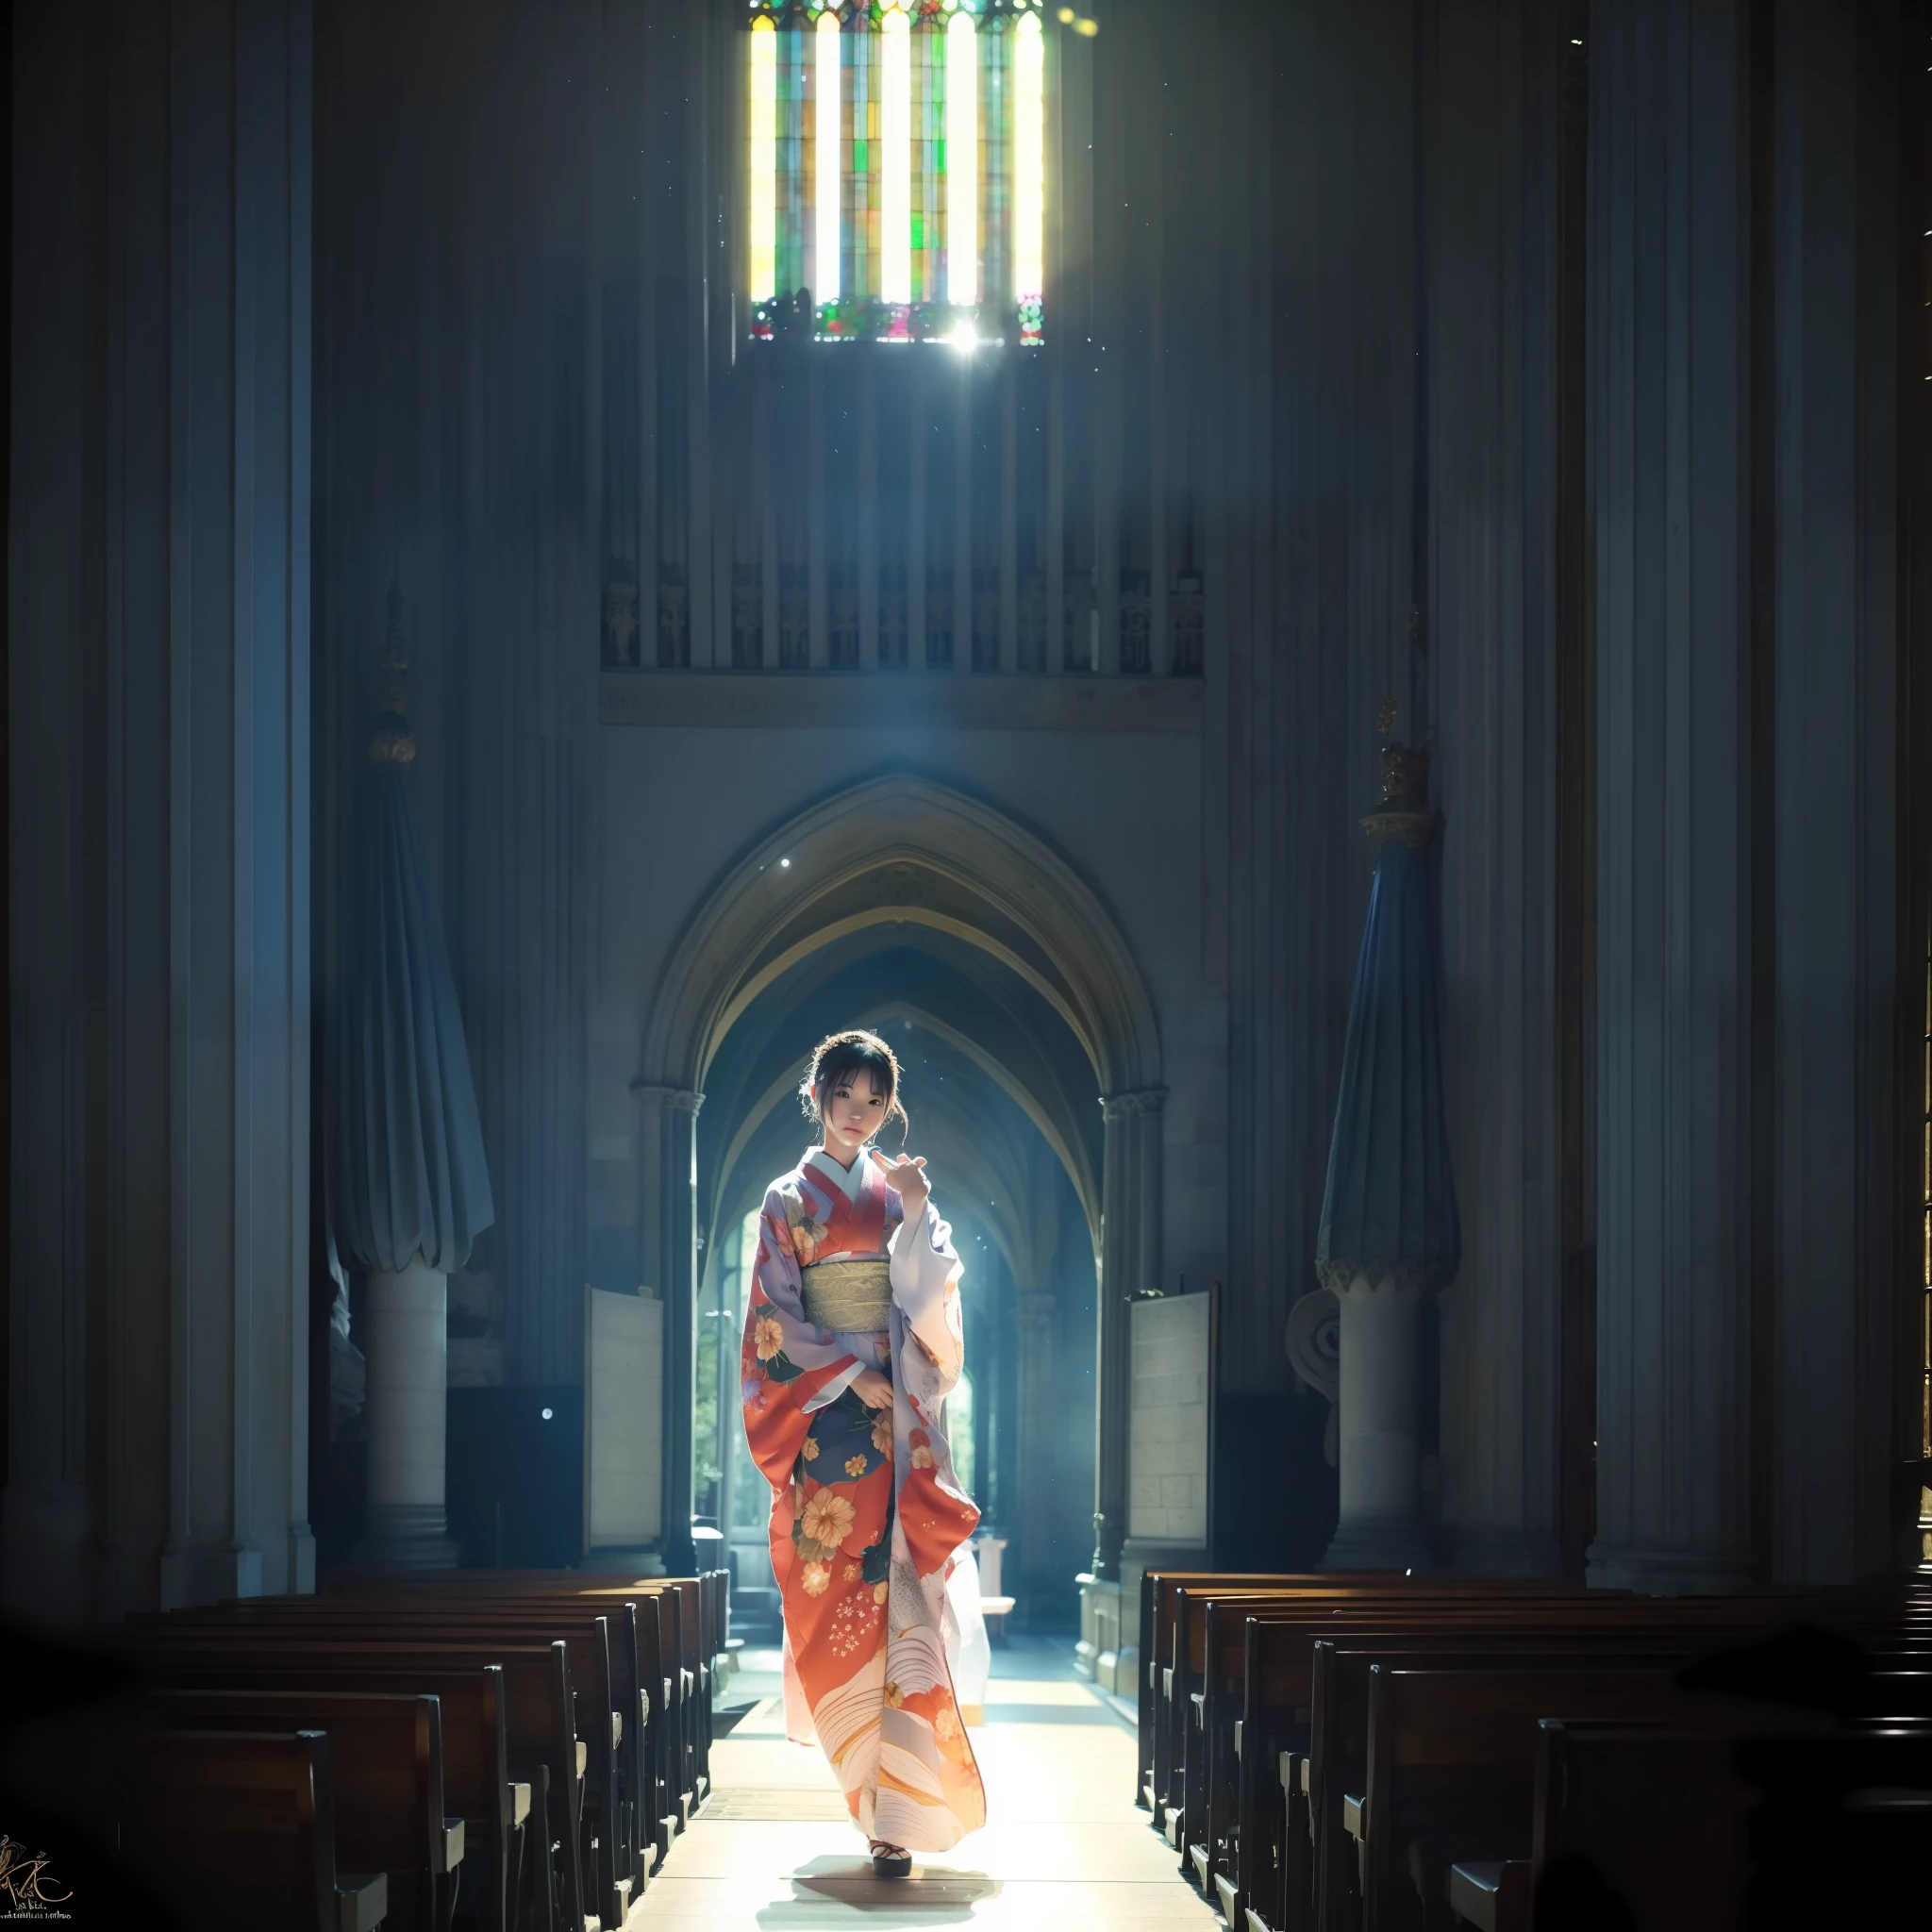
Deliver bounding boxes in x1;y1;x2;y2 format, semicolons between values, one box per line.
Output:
869;1840;912;1878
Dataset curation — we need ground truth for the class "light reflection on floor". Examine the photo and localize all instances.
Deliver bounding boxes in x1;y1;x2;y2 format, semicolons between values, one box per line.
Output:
627;1635;1220;1930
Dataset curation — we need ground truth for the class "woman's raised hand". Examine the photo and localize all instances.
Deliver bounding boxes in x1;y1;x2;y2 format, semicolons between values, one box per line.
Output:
870;1148;930;1220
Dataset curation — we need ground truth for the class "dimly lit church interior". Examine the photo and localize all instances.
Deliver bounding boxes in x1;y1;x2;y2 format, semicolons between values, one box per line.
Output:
2;0;1929;1925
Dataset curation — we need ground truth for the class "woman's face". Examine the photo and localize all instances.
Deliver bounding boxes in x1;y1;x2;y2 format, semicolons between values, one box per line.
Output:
819;1065;888;1156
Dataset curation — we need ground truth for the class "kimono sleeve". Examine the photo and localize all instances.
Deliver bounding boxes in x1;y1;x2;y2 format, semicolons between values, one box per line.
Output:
740;1186;861;1491
889;1198;966;1391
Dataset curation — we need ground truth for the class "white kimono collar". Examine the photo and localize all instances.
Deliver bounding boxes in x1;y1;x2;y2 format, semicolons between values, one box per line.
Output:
804;1144;873;1206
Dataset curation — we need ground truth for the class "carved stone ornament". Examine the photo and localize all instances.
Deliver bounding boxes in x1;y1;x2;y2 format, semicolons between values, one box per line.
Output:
1286;1286;1341;1468
1316;1256;1441;1300
1285;1287;1340;1403
632;1082;705;1116
1357;740;1441;847
1101;1087;1166;1122
1380;740;1429;808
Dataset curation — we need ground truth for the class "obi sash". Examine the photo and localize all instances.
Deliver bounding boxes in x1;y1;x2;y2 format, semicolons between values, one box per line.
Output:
801;1257;893;1333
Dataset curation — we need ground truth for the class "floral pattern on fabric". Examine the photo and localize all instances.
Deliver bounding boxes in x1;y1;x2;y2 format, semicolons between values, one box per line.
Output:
741;1150;986;1851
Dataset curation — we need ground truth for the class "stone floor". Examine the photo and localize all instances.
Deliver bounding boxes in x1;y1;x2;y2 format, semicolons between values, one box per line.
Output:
629;1635;1221;1930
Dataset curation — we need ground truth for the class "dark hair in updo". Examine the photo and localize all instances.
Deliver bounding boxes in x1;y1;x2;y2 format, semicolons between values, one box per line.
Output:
801;1028;909;1145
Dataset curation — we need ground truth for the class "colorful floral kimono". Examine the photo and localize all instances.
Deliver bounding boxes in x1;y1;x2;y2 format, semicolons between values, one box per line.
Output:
740;1146;987;1850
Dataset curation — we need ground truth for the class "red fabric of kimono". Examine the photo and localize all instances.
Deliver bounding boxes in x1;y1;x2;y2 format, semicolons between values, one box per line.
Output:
741;1146;986;1850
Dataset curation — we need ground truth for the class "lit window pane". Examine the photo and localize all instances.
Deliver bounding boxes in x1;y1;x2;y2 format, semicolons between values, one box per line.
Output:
780;8;807;294
946;10;978;307
748;0;1039;342
880;8;911;304
815;9;841;303
749;17;777;302
1014;12;1044;311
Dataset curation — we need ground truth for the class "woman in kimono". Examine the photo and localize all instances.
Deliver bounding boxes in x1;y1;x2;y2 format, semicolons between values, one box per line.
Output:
740;1028;986;1874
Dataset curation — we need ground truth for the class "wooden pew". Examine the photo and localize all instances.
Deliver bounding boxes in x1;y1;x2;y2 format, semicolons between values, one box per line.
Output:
331;1569;714;1869
1168;1582;1593;1911
1305;1610;1927;1932
1352;1663;1690;1932
363;1568;723;1811
1451;1722;1752;1932
1449;1717;1932;1932
119;1728;389;1932
179;1595;634;1929
1138;1574;1336;1812
147;1689;460;1932
1309;1632;1700;1932
1163;1585;1369;1847
1147;1574;1454;1822
1212;1607;1600;1925
175;1584;645;1932
472;1573;710;1848
1215;1590;1924;1932
414;1574;693;1876
137;1638;576;1932
126;1656;520;1932
1154;1575;1591;1853
330;1576;669;1885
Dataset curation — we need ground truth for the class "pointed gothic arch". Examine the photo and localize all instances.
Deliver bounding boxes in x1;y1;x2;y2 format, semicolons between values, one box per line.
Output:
637;771;1163;1579
640;772;1161;1100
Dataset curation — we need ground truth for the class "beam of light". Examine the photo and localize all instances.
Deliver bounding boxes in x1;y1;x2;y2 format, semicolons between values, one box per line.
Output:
946;8;977;307
880;7;911;304
1014;11;1043;308
815;8;841;303
749;16;777;301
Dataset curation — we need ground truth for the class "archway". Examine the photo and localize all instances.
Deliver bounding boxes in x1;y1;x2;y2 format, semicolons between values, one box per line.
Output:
641;772;1160;1095
697;999;1094;1633
635;773;1163;1586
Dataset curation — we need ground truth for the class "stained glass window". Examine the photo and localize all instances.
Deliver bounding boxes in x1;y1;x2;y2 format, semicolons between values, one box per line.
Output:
746;0;1047;346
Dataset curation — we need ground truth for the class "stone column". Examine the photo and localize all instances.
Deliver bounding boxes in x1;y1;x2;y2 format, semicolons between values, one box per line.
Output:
1090;1089;1164;1579
1765;0;1901;1585
1315;779;1460;1576
1585;0;1757;1594
1324;1272;1433;1572
1430;0;1563;1582
1013;1291;1057;1614
638;1082;703;1577
355;1261;457;1569
4;0;317;1619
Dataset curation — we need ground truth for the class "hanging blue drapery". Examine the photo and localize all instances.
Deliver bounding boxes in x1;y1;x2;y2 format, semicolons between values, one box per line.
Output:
1315;808;1459;1297
326;588;494;1276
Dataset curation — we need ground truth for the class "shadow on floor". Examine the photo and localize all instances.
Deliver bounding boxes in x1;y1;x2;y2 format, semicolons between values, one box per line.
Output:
752;1856;1001;1924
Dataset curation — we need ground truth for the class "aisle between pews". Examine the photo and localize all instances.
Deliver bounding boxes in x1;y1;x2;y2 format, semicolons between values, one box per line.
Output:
632;1634;1223;1931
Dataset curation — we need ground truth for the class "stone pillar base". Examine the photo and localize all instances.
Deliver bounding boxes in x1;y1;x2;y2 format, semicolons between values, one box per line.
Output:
354;1503;458;1574
1584;1541;1757;1596
1074;1572;1125;1690
159;1540;266;1610
360;1261;453;1574
1325;1273;1432;1574
1322;1518;1436;1574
